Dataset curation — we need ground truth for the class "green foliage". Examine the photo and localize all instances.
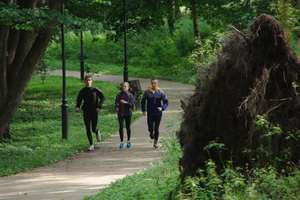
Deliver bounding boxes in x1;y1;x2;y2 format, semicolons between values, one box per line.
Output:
270;0;300;55
251;115;300;169
0;2;57;30
127;27;192;74
44;16;218;84
0;76;142;176
174;160;300;200
189;31;224;84
35;59;54;84
98;0;170;40
0;1;104;33
173;16;214;57
197;0;274;30
271;0;300;41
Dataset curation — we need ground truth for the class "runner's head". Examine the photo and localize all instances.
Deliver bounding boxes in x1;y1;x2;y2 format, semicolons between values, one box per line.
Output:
84;75;93;87
121;82;131;92
151;77;158;91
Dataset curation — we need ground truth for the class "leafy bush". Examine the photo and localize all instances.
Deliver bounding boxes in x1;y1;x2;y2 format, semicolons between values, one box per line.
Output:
174;161;300;199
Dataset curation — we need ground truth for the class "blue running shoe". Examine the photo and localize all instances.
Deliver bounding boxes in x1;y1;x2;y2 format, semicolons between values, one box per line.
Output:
119;142;124;149
127;141;131;148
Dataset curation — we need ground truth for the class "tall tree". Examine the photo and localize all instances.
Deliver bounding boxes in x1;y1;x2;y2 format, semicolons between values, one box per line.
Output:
189;0;200;42
0;0;105;139
0;0;63;139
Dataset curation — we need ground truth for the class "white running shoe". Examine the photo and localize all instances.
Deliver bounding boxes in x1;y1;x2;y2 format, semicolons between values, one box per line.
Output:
96;130;101;142
88;144;94;151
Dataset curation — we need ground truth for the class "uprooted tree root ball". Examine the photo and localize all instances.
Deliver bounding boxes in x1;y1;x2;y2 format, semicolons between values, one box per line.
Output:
177;14;300;180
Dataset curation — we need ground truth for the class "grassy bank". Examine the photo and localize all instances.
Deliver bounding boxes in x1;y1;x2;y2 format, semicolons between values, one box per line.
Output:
0;75;142;176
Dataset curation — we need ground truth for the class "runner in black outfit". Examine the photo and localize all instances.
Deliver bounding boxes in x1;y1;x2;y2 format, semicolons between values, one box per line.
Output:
115;82;135;149
76;75;105;151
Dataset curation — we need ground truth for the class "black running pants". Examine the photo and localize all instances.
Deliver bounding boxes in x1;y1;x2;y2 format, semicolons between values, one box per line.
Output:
83;111;98;145
147;115;162;141
118;115;131;142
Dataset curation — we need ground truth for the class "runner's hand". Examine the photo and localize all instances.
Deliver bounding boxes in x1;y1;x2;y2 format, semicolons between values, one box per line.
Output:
120;100;127;104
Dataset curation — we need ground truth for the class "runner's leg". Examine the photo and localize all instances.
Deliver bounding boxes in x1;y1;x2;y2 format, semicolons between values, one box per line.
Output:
153;115;162;141
125;116;131;141
84;111;93;145
118;115;125;142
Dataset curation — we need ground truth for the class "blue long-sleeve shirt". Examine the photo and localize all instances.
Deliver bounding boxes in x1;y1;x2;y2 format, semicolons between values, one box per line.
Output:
141;86;168;116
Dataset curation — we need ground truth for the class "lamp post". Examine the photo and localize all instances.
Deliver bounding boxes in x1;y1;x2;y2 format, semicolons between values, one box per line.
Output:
80;30;84;80
79;0;84;80
123;0;128;82
61;1;69;140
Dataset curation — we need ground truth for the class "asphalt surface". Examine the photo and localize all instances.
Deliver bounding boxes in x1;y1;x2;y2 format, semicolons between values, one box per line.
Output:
0;70;194;200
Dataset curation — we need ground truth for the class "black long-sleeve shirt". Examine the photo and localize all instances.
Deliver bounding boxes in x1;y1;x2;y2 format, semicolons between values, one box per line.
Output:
115;91;135;116
76;86;105;112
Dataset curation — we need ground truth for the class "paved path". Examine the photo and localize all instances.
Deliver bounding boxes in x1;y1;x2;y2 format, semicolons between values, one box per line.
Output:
0;71;194;200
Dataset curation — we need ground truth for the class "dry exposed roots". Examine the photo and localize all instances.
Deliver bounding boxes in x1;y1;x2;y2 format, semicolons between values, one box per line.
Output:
177;14;300;180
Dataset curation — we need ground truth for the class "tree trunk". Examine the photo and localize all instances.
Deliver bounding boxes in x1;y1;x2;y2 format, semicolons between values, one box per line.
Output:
166;0;175;32
0;0;62;139
0;24;10;139
189;0;201;45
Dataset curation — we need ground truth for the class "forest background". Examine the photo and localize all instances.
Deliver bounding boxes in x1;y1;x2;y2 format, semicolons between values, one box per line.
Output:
1;0;300;199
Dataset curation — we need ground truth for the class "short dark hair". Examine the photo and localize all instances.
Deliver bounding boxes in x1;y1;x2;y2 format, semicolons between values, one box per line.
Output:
85;75;92;80
151;76;158;81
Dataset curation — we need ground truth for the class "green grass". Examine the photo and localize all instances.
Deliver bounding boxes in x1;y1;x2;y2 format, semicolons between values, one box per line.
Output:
0;75;142;176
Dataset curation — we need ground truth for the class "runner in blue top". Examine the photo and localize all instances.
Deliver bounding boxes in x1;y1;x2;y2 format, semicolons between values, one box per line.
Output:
141;77;168;148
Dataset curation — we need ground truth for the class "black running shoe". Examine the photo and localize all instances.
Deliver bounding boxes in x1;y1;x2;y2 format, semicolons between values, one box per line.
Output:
149;132;154;139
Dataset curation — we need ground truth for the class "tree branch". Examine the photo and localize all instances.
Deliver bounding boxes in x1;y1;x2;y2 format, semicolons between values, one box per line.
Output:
228;25;249;42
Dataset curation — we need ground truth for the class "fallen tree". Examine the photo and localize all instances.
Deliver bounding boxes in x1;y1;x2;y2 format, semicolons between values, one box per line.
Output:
177;14;300;180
